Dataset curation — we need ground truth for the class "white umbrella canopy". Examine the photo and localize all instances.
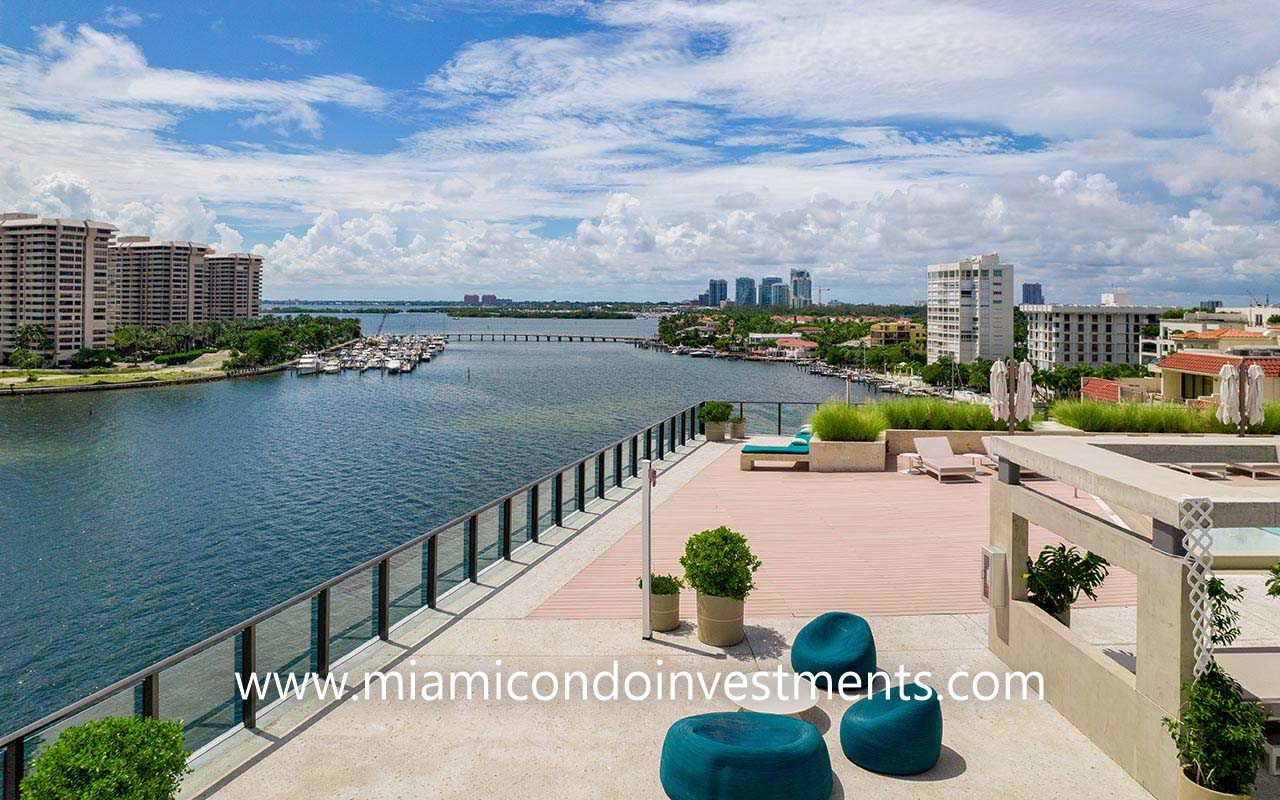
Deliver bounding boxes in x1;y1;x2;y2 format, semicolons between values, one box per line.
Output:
1246;363;1265;425
1216;363;1240;426
989;360;1009;422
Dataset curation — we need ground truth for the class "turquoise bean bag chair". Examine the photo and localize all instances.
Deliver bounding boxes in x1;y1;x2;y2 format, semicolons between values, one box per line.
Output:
659;712;832;800
840;682;943;775
790;612;876;691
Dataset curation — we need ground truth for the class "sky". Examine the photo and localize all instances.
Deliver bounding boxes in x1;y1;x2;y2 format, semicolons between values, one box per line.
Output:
2;1;1280;303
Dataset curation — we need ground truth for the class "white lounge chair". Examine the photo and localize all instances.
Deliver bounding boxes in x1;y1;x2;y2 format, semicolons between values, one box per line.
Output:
914;437;977;483
1227;462;1280;479
1162;462;1230;479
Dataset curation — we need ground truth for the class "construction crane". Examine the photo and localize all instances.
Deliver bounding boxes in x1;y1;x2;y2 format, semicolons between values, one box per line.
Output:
374;307;389;336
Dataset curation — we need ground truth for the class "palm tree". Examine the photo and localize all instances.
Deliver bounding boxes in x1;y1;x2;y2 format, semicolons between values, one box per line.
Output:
14;323;50;351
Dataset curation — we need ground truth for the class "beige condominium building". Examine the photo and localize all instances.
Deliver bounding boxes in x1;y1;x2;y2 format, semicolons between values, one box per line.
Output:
0;213;116;364
205;253;263;319
925;252;1014;363
1022;293;1171;369
109;237;212;327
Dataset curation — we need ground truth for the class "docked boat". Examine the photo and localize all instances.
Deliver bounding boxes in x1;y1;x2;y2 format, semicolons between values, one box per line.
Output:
296;353;320;375
689;346;715;358
322;359;340;374
386;358;402;374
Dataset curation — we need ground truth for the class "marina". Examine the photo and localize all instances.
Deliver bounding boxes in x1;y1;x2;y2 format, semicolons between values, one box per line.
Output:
294;334;448;376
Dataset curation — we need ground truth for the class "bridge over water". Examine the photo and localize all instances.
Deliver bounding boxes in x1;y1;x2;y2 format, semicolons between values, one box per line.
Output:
442;332;653;345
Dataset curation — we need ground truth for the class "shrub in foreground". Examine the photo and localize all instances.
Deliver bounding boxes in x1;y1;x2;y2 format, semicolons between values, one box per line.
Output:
680;526;761;601
1163;665;1268;796
22;716;189;800
809;401;885;441
1051;399;1280;434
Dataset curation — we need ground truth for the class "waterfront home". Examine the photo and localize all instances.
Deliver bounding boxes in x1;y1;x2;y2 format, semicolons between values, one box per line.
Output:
1153;347;1280;404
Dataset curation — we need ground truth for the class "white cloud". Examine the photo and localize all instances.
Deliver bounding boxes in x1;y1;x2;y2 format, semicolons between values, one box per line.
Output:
256;35;322;55
102;6;145;29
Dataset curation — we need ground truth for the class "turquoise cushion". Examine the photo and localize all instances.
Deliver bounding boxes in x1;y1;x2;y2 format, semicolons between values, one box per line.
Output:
660;712;832;800
840;682;943;775
795;431;813;440
742;443;809;455
791;612;877;691
789;437;808;446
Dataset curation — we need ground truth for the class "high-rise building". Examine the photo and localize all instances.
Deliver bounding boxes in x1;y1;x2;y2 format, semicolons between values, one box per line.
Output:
708;279;728;308
768;283;791;308
926;252;1014;364
1023;295;1171;369
759;277;783;306
463;293;479;305
481;293;497;305
789;269;812;307
1199;299;1223;311
735;277;756;307
697;292;709;307
205;253;263;320
109;237;212;327
0;213;116;363
1021;282;1044;305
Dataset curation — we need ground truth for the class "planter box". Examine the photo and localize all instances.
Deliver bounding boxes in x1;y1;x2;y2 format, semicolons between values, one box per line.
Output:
728;421;745;439
883;428;1088;456
650;593;680;632
696;593;744;646
1177;770;1247;800
808;438;886;472
705;421;726;442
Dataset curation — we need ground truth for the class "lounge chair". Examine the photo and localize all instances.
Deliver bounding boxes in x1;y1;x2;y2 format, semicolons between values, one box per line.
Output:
913;437;976;482
741;435;810;471
1227;462;1280;479
1163;462;1230;479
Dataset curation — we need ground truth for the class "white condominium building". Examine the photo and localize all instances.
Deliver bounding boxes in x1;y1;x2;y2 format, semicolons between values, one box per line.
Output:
109;237;212;327
0;213;116;363
925;252;1013;363
1022;295;1171;370
205;253;263;320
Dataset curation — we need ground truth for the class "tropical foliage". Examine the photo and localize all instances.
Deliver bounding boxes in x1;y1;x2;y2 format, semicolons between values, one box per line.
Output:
638;573;684;595
680;526;761;601
1051;399;1280;434
1023;544;1110;618
1206;578;1245;647
21;716;189;800
5;348;43;369
877;398;1031;431
109;315;359;366
1268;563;1280;598
698;401;734;424
808;401;885;441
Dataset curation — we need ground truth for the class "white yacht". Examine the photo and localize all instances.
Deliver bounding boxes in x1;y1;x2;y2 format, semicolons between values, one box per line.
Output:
689;346;714;358
386;358;402;374
322;359;340;374
296;353;320;375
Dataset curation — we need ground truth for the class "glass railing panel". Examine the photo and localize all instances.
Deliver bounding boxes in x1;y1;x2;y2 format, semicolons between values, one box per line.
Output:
254;599;312;709
782;403;817;436
159;637;237;753
602;447;615;491
627;438;637;479
581;458;597;503
537;479;555;532
511;492;531;548
388;542;427;629
328;567;375;666
743;403;779;436
18;684;137;775
475;506;501;572
561;468;577;518
436;523;468;595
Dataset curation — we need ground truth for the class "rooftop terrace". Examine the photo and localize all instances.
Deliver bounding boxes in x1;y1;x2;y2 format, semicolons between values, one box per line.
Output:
174;433;1280;800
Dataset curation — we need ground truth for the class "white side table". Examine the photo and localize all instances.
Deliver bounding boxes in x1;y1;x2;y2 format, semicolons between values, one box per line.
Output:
897;452;920;474
736;671;821;718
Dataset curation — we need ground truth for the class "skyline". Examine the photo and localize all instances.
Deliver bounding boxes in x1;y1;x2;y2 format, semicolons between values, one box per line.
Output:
3;2;1280;302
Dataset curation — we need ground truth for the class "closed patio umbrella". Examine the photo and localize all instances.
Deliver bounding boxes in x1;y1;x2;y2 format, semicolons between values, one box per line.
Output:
989;360;1009;422
1014;361;1035;424
1216;363;1240;426
1245;363;1265;425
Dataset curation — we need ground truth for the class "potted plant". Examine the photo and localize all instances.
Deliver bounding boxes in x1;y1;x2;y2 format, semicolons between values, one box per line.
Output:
728;415;746;439
1267;562;1279;598
680;526;761;646
807;401;887;472
1023;544;1109;625
1163;665;1268;800
22;716;189;799
699;401;733;442
638;573;683;631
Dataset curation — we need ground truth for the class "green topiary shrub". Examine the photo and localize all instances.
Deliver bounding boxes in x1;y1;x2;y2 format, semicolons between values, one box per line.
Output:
1267;562;1280;598
1023;544;1109;619
680;526;761;601
638;573;684;595
22;716;189;800
809;401;885;442
1163;665;1268;796
699;401;733;424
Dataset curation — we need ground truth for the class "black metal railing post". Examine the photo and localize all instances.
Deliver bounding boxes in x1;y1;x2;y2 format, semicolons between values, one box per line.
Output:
141;673;159;719
656;422;664;459
377;558;390;640
645;428;653;461
576;461;587;511
669;415;677;453
4;739;24;800
467;514;479;581
776;403;782;435
596;453;606;499
501;497;513;559
426;537;438;608
316;588;331;677
240;625;257;728
554;472;564;527
614;443;623;486
530;488;540;543
680;411;686;446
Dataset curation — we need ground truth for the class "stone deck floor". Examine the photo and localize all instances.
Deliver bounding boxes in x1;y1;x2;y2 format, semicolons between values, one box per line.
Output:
180;438;1277;800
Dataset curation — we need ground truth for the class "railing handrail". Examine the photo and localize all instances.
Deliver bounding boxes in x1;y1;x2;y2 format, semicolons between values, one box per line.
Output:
0;401;705;749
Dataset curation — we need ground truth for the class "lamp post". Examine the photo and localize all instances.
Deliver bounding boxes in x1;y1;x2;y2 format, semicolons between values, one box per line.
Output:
640;459;653;640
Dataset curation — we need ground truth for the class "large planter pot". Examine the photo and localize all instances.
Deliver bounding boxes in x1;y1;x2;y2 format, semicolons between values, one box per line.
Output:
728;421;745;439
696;593;744;646
1053;607;1071;627
808;438;886;472
650;592;681;632
1178;769;1249;800
706;421;726;442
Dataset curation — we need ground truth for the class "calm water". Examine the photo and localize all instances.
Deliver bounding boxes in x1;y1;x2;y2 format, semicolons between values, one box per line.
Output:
0;313;870;735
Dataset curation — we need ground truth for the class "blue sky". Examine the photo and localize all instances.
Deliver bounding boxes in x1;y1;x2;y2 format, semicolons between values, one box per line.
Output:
2;1;1280;302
